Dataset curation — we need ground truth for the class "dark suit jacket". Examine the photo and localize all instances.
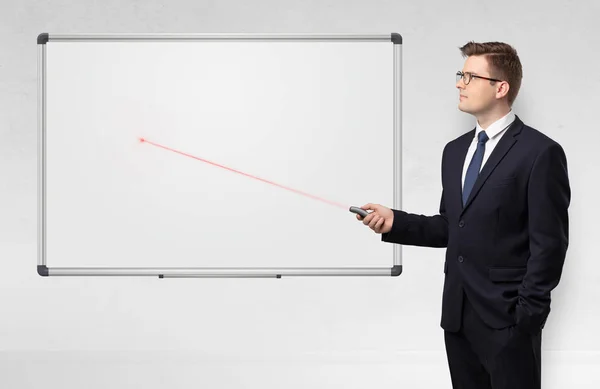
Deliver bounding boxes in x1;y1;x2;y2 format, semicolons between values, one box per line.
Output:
382;115;570;334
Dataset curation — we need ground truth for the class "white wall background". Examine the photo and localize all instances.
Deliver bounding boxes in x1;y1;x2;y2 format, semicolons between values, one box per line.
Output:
1;0;599;388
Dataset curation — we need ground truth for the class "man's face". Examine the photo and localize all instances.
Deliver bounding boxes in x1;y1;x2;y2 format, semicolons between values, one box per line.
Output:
456;55;499;115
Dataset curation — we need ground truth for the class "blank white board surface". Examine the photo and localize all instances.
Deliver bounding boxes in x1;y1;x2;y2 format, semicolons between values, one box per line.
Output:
38;33;402;277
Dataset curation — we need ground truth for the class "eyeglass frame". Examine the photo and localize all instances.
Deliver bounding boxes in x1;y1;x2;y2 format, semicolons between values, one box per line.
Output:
456;71;504;85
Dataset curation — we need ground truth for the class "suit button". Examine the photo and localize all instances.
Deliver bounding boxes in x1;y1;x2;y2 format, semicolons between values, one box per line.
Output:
458;256;464;262
458;220;465;227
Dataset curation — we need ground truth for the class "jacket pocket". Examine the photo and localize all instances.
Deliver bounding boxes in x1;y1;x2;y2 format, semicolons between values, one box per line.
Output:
488;266;527;282
487;175;517;187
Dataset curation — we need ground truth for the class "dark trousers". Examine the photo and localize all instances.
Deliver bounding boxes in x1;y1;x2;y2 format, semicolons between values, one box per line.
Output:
444;291;542;389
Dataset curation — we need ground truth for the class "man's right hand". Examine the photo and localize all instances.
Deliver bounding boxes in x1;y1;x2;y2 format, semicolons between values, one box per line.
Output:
356;203;394;234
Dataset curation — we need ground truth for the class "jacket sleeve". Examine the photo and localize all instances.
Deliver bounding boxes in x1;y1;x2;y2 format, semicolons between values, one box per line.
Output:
380;191;449;248
516;142;570;333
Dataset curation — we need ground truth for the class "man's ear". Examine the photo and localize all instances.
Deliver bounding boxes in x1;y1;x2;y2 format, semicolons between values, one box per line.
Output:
496;81;510;99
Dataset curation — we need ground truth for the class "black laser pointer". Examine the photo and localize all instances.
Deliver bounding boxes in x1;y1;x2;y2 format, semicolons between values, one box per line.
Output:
349;206;371;218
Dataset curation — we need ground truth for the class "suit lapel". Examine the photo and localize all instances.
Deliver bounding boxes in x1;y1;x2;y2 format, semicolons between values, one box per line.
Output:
460;116;524;215
454;131;474;212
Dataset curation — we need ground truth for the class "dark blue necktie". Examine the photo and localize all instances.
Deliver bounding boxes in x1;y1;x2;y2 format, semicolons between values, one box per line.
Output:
462;131;489;205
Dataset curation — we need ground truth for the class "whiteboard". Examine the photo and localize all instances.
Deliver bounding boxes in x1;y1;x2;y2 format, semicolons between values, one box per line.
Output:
37;33;403;278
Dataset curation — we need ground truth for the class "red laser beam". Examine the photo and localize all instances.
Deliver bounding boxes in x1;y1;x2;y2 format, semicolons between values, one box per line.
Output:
139;137;348;210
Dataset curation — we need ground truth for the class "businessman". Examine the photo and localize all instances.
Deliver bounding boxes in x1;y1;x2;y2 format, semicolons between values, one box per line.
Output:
357;41;570;389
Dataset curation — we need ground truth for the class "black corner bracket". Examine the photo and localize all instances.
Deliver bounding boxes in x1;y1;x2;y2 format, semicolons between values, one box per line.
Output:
37;33;49;44
390;265;402;277
37;265;49;277
391;33;402;45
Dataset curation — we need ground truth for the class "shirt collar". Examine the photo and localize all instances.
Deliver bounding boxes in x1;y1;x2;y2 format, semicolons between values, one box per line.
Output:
475;110;516;140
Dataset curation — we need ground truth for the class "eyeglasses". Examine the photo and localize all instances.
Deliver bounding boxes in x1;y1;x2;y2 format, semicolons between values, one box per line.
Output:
456;71;503;85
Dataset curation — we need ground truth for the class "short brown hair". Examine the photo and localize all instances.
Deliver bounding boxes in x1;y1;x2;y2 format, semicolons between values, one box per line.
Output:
459;41;523;106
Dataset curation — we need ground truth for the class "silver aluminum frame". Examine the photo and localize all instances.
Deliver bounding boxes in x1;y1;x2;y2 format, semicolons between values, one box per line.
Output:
37;33;403;278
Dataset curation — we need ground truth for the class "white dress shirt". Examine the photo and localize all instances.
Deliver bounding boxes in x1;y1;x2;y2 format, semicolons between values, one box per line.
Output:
461;110;516;188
